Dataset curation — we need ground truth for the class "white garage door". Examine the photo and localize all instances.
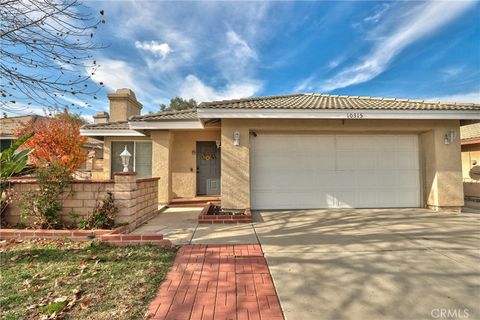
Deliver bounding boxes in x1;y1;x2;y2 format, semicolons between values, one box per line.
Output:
251;134;420;209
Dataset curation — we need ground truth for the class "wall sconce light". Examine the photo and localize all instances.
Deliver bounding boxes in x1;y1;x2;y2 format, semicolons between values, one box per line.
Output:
216;140;221;148
444;130;457;145
120;145;132;172
233;131;240;146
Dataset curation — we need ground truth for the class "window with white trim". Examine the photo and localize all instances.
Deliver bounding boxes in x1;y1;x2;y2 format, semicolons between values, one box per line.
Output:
111;141;152;178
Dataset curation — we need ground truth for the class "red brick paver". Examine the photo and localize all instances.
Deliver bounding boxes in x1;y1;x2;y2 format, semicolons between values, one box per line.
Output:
147;244;284;320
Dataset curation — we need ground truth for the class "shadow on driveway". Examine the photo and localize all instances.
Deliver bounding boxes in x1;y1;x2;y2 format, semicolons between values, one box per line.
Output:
253;209;480;320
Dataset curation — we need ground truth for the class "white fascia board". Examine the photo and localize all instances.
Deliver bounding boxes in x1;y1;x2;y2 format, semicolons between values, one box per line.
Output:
129;120;204;129
80;129;145;137
197;108;480;120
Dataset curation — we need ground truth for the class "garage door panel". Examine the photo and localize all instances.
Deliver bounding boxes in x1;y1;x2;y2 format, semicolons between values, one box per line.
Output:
398;171;420;187
376;172;397;188
376;136;397;150
336;150;353;170
396;135;417;150
251;134;420;209
397;151;419;170
336;135;355;150
356;151;377;170
335;191;356;208
355;136;377;151
377;152;397;170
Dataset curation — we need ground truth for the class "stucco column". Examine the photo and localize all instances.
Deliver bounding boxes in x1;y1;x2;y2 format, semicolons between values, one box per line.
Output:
421;122;464;211
151;131;174;204
221;119;250;209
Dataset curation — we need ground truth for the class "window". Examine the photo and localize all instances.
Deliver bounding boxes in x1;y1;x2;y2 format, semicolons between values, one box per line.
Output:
111;141;152;178
0;139;13;152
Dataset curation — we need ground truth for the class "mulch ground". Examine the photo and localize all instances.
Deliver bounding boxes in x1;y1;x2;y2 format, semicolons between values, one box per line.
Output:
146;244;284;320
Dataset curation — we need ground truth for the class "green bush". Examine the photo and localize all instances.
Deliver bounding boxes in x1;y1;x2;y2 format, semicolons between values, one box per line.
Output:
0;132;34;221
79;192;117;229
20;164;71;229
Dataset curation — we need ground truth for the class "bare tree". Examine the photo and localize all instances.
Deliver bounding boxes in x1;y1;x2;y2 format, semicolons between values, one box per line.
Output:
0;0;106;113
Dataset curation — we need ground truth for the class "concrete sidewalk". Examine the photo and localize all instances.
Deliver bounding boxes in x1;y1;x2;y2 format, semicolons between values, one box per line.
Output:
132;207;258;245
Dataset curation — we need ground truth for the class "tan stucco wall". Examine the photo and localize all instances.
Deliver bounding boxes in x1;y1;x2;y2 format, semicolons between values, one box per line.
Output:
171;130;221;198
221;119;464;210
101;130;221;204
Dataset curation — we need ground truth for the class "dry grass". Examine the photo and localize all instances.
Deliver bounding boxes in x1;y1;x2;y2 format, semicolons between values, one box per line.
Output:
0;239;176;319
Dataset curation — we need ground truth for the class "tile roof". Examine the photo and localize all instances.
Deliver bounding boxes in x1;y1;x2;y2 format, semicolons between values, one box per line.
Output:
0;115;46;137
129;109;198;121
198;93;480;111
461;122;480;140
81;121;129;130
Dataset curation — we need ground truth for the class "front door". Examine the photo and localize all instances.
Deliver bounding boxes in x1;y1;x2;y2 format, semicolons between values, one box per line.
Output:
196;141;221;195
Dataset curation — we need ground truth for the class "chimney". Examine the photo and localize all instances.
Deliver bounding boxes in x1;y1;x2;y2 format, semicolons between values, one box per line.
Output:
107;88;142;122
93;111;109;124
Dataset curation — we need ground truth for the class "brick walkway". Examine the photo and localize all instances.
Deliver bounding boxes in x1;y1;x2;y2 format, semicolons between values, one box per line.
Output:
146;244;284;320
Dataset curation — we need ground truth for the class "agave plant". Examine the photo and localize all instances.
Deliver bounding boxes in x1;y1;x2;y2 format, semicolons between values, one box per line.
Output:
0;132;34;218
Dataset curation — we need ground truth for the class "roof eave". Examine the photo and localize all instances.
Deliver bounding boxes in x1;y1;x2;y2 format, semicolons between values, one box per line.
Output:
129;120;204;130
80;129;146;137
197;108;480;120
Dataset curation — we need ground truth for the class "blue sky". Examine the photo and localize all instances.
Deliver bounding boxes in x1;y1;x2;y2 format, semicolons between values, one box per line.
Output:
10;1;480;120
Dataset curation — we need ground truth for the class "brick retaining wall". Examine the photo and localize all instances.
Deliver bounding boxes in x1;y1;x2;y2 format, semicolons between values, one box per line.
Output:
198;203;252;224
0;226;172;247
4;173;160;229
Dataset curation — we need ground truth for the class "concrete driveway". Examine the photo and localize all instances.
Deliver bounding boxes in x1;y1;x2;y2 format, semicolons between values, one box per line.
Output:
253;209;480;320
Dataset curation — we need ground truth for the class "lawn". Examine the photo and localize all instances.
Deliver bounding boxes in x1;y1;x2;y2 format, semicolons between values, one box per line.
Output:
0;239;177;319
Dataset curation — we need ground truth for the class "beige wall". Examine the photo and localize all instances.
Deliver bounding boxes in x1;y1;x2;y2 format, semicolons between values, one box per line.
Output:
101;130;221;204
5;175;159;227
221;119;464;210
171;130;221;198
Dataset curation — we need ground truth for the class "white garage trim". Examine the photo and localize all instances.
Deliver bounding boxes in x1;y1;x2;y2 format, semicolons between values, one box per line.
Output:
250;134;421;209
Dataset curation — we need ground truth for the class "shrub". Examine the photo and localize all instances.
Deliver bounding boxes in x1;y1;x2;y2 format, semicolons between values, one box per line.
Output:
79;192;117;229
0;132;34;222
20;164;71;229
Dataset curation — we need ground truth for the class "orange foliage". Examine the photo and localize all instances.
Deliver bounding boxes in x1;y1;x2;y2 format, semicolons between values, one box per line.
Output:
16;111;87;173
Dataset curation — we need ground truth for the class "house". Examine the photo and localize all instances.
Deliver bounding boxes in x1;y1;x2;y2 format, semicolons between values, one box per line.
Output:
0;114;44;151
460;121;480;203
0;114;104;179
80;88;480;212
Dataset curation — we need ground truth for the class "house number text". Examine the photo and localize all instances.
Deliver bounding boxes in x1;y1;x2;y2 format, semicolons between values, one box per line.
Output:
346;113;364;119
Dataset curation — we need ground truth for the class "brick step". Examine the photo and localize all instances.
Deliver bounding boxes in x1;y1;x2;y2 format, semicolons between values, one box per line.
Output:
168;197;220;208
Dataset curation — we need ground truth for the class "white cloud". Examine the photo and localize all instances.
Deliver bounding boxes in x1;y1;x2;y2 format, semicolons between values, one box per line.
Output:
363;3;391;24
92;58;148;96
135;41;172;59
226;31;257;61
86;2;269;106
427;91;480;104
179;75;261;103
318;1;475;92
440;66;465;79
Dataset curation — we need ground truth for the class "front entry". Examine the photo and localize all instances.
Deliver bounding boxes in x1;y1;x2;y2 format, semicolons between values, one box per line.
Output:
196;141;221;195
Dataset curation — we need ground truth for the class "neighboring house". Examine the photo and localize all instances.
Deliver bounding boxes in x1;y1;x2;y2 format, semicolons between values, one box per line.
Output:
81;88;480;212
0;115;45;151
0;114;104;179
460;122;480;200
